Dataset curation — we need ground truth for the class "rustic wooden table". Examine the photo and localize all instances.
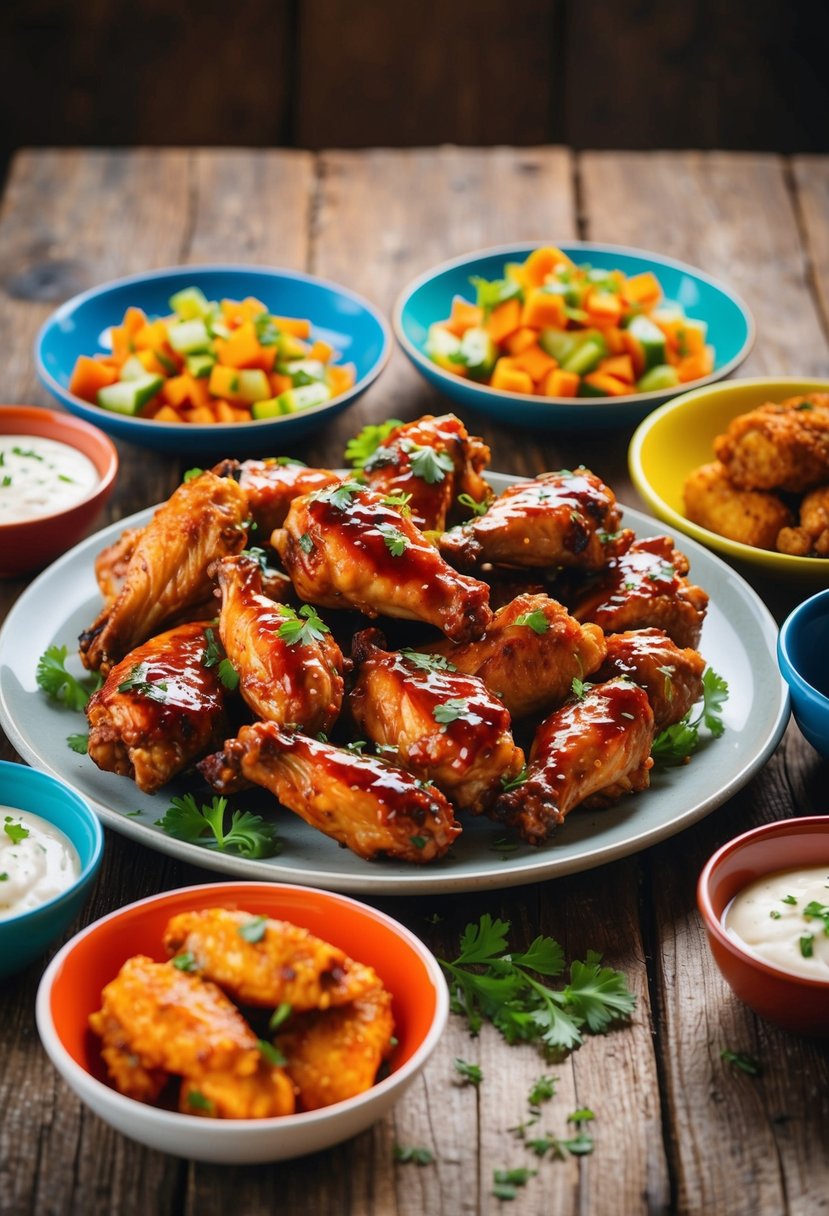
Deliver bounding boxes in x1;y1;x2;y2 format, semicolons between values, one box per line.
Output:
1;147;828;1216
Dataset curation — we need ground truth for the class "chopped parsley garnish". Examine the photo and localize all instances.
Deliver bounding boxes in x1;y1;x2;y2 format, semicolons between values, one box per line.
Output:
346;739;368;754
12;446;42;460
277;603;330;647
186;1090;214;1113
298;532;314;554
571;676;587;700
171;952;198;972
651;668;728;766
269;1002;293;1032
183;467;204;482
500;765;528;792
410;835;427;850
238;915;268;943
782;894;798;906
433;697;472;726
525;1110;596;1160
344;419;403;468
803;901;829;934
116;663;169;702
4;820;30;845
469;274;523;315
457;492;490;517
514;609;549;635
398;649;457;673
272;455;307;467
324;479;367;511
66;732;89;754
720;1048;762;1076
257;1038;287;1067
200;627;240;690
241;545;270;571
527;1075;557;1107
404;442;455;485
0;873;7;881
769;910;782;920
380;491;412;514
36;644;102;711
377;522;409;557
800;934;815;958
492;1168;537;1200
393;1144;434;1166
254;313;280;346
454;1058;483;1085
154;794;280;859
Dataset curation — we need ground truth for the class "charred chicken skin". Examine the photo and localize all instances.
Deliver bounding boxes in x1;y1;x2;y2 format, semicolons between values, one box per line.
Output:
439;468;631;571
569;535;709;649
86;621;229;794
212;456;341;534
594;628;706;731
360;413;493;531
80;470;248;674
199;722;461;863
215;552;344;734
350;629;525;813
418;593;607;720
494;679;655;845
272;481;491;643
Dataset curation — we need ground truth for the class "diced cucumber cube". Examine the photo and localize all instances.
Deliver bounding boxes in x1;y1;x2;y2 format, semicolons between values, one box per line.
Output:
578;380;611;398
186;352;216;379
425;323;463;371
275;383;331;414
636;364;680;392
562;337;607;376
277;333;309;360
119;355;147;381
459;326;497;379
626;315;666;369
169;286;212;321
205;309;231;340
251;398;283;419
539;328;579;364
275;359;326;383
97;374;164;416
235;369;271;404
167;319;211;354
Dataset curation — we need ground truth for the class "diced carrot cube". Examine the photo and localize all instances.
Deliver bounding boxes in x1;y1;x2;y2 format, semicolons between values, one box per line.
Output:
445;297;484;337
327;363;356;396
239;297;268;322
269;372;293;396
218;321;262;369
254;344;277;373
122;306;148;337
486;298;522;344
523;246;574;286
491;359;534;395
584;290;622;327
132;319;168;351
209;364;243;400
135;349;169;376
504;327;539;355
68;355;119;402
152;404;181;423
308;339;335;363
583;372;632;397
186;405;216;424
162;375;195;408
520;289;567;330
540;368;580;397
273;316;311;339
512;343;557;383
598;354;635;383
109;325;132;364
676;347;715;382
603;326;625;355
622;272;661;309
214;400;237;422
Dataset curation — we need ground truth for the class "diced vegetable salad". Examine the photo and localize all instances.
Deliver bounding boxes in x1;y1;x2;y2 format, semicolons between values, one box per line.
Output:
425;247;715;399
68;287;356;424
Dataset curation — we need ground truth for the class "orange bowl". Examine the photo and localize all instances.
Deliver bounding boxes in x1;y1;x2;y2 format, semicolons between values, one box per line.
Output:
0;405;118;578
697;817;829;1036
36;882;447;1162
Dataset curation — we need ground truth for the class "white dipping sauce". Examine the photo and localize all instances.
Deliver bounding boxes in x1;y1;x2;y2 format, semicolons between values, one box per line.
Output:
724;865;829;981
0;435;99;524
0;807;81;918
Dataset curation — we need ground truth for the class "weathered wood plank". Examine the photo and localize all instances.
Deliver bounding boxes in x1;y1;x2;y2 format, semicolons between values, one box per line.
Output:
791;156;829;346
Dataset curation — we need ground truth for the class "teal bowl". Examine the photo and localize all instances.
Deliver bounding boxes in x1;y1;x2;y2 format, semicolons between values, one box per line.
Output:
0;761;104;977
394;242;754;429
778;589;829;759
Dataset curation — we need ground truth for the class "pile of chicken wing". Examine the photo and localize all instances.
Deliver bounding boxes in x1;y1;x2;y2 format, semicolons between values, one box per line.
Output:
80;412;711;864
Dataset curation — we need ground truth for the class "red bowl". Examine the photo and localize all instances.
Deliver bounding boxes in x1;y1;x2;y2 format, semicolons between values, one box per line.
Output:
698;817;829;1036
0;405;118;578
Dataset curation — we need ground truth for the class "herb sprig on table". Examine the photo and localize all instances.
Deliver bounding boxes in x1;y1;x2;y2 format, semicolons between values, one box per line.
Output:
154;794;280;859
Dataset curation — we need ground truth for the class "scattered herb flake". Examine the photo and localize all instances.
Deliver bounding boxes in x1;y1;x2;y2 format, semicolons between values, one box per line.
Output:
66;732;89;754
528;1075;557;1107
514;609;549;634
183;467;204;482
257;1038;287;1067
269;1002;293;1032
457;492;490;517
377;522;409;557
238;915;268;943
186;1090;214;1113
399;648;457;673
393;1144;434;1165
404;442;455;485
410;835;427;850
492;1167;537;1200
117;663;169;703
433;697;473;726
782;894;798;906
721;1048;762;1076
298;532;314;554
344;419;403;468
800;933;815;959
4;820;29;845
500;766;528;793
277;603;330;647
171;952;198;972
454;1058;483;1085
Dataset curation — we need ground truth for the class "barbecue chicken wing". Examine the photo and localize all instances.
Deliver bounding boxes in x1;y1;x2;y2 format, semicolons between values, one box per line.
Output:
212;456;341;534
350;630;525;813
569;535;708;649
272;481;491;643
80;470;248;674
418;593;607;720
713;394;829;493
494;679;654;845
215;552;344;733
683;460;793;550
594;628;706;731
95;527;142;603
199;722;461;863
163;908;380;1010
439;468;631;571
86;622;229;793
89;955;295;1117
275;986;394;1111
360;413;492;531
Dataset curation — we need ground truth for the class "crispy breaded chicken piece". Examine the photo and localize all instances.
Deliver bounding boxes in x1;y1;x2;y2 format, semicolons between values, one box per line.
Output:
89;955;295;1117
86;622;228;793
215;552;344;733
777;484;829;556
569;535;708;649
199;722;461;863
163;908;380;1011
418;593;607;720
178;1065;296;1120
683;460;793;550
494;679;654;845
212;457;341;534
350;629;525;813
594;628;706;731
439;468;631;571
276;986;395;1111
713;394;829;493
272;482;491;643
80;470;248;674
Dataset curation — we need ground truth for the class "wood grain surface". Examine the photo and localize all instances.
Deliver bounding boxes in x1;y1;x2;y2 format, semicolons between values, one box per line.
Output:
0;147;827;1216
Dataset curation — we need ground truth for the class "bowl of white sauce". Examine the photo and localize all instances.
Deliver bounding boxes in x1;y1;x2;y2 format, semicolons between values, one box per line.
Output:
0;760;104;978
0;405;118;578
698;817;829;1036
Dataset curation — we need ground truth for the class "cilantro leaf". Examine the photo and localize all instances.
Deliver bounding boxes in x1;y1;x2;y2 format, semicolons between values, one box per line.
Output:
4;819;30;845
454;1058;483;1085
116;663;169;703
380;491;412;514
66;732;89;754
456;492;490;517
399;649;457;673
514;610;549;635
433;697;473;726
377;522;408;557
155;794;280;858
527;1074;557;1106
562;950;637;1032
404;443;455;485
217;658;239;690
36;644;102;711
257;1038;287;1067
323;479;367;511
269;1002;293;1032
393;1144;434;1165
344;419;403;468
277;603;330;647
469;275;523;315
171;951;198;972
651;667;729;765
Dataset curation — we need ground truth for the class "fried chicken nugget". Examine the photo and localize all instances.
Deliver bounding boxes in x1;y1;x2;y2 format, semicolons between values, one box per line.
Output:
713;394;829;493
683;461;793;550
778;484;829;556
163;908;381;1011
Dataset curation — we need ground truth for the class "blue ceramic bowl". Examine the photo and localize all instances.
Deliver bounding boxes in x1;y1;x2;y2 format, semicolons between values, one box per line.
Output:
394;242;754;428
36;266;391;456
778;590;829;759
0;761;104;977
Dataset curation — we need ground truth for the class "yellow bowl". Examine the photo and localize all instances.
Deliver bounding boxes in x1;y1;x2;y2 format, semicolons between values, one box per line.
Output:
628;377;829;579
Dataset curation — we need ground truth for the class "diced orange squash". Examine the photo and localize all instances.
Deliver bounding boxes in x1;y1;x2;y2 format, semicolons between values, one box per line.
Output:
132;319;169;351
661;320;706;357
445;297;484;337
327;363;356;396
582;372;631;397
512;343;557;383
135;349;171;376
273;316;311;339
121;306;148;337
603;327;625;355
598;354;635;383
68;355;119;402
621;330;646;376
622;271;661;309
209;364;243;400
520;288;567;330
239;296;267;322
491;359;533;395
218;321;262;369
231;404;251;422
189;375;212;408
254;344;277;373
540;368;580;397
152;404;182;423
308;339;335;363
523;246;574;286
109;325;132;364
485;298;522;344
186;405;216;424
214;400;238;422
269;372;293;396
504;326;539;355
162;374;196;408
676;347;715;382
584;290;622;327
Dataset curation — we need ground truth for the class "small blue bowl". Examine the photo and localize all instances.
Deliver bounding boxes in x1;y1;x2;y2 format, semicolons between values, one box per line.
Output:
394;242;754;429
0;761;104;977
36;265;391;456
778;589;829;759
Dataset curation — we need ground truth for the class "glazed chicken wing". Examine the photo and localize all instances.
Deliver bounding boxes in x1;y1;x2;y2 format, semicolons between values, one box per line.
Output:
94;527;142;603
350;630;525;813
594;628;706;731
80;470;248;674
199;722;461;863
569;535;708;649
713;394;829;493
683;460;793;550
494;679;654;845
212;456;341;534
89;955;295;1117
215;552;344;733
439;468;631;571
360;413;492;531
419;593;607;720
275;986;395;1111
272;481;491;643
86;622;229;793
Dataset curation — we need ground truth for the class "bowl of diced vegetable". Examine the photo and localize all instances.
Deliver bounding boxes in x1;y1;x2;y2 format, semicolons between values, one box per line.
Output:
36;266;391;455
393;243;755;428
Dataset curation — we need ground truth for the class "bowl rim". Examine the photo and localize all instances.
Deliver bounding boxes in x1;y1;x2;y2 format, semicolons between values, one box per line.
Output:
778;587;829;705
34;263;392;433
0;404;119;527
35;879;449;1132
392;239;756;410
697;815;829;989
0;759;104;925
629;375;829;572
